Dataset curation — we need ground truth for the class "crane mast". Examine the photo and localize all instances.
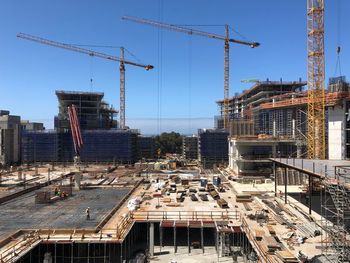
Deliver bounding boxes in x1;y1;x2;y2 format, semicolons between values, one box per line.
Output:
120;47;126;129
122;16;259;129
224;25;230;129
17;32;154;129
307;0;325;159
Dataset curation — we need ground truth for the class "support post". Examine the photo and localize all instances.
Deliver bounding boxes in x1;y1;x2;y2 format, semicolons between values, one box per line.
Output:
216;231;219;260
149;222;154;257
274;162;277;197
87;243;90;263
187;223;190;254
174;223;177;253
104;242;107;263
284;167;287;204
71;243;73;263
120;242;123;263
309;174;312;215
201;221;204;254
54;242;57;263
160;223;162;252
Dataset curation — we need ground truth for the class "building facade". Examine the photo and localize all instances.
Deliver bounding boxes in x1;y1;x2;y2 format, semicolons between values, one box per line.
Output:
22;129;138;163
0;110;21;166
229;137;297;177
182;135;198;160
215;79;306;129
198;129;229;169
137;136;156;160
55;90;118;131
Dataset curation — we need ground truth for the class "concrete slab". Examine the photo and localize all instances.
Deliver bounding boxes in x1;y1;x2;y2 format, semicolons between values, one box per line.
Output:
270;158;350;178
150;246;244;263
0;186;130;240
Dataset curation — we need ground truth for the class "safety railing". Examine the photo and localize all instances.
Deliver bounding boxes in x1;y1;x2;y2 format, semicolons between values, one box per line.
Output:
131;210;240;221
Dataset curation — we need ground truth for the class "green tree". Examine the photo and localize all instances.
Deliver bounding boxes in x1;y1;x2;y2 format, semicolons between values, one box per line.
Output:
155;132;182;155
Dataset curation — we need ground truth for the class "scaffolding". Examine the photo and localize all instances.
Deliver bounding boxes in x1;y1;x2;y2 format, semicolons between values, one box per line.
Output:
55;90;118;131
22;129;139;164
81;130;138;163
21;130;58;163
321;166;350;262
182;136;198;160
198;129;229;169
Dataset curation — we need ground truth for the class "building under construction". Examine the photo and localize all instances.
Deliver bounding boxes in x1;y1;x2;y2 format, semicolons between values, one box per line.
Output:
3;1;350;261
0;159;337;263
198;129;229;169
215;79;306;129
55;90;118;130
182;135;198;160
22;129;139;164
222;77;350;178
20;91;141;164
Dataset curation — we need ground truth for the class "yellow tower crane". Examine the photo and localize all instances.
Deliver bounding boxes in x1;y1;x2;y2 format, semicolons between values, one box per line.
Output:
307;0;325;159
17;33;154;129
122;16;259;129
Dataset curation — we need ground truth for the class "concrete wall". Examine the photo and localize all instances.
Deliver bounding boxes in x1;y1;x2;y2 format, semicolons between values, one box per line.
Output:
328;106;345;160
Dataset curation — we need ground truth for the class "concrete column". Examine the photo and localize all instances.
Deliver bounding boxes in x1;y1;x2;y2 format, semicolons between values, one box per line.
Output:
201;225;204;254
216;231;219;260
159;223;162;252
149;222;154;257
187;225;190;254
18;169;22;180
284;167;287;204
128;231;131;259
292;118;296;139
104;243;107;263
87;243;90;263
173;225;177;253
120;242;123;263
274;163;277;197
272;144;277;158
297;145;302;158
309;174;312;215
74;173;81;190
71;243;73;263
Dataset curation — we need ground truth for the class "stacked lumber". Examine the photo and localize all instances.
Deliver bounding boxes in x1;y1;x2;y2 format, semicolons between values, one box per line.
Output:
162;197;172;203
236;193;252;202
254;228;265;240
166;203;182;207
263;236;280;254
275;251;298;263
267;225;276;235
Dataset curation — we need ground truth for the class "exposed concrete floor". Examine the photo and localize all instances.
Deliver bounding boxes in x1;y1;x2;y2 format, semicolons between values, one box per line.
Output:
230;180;304;194
0;186;130;239
270;158;350;178
151;246;245;263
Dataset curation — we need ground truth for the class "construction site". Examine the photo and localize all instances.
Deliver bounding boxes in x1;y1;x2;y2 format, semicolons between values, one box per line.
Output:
1;0;350;262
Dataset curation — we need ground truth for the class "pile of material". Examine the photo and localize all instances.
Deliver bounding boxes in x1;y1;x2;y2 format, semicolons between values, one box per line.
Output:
127;198;141;211
262;236;281;254
275;250;298;263
236;193;252;202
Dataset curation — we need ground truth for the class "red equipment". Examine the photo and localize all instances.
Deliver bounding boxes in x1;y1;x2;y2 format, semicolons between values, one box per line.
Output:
67;105;83;156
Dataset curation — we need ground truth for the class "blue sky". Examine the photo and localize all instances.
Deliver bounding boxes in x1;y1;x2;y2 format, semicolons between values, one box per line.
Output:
1;1;349;134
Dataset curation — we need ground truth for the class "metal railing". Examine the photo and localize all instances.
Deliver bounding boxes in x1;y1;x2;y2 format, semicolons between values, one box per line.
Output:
131;210;240;221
